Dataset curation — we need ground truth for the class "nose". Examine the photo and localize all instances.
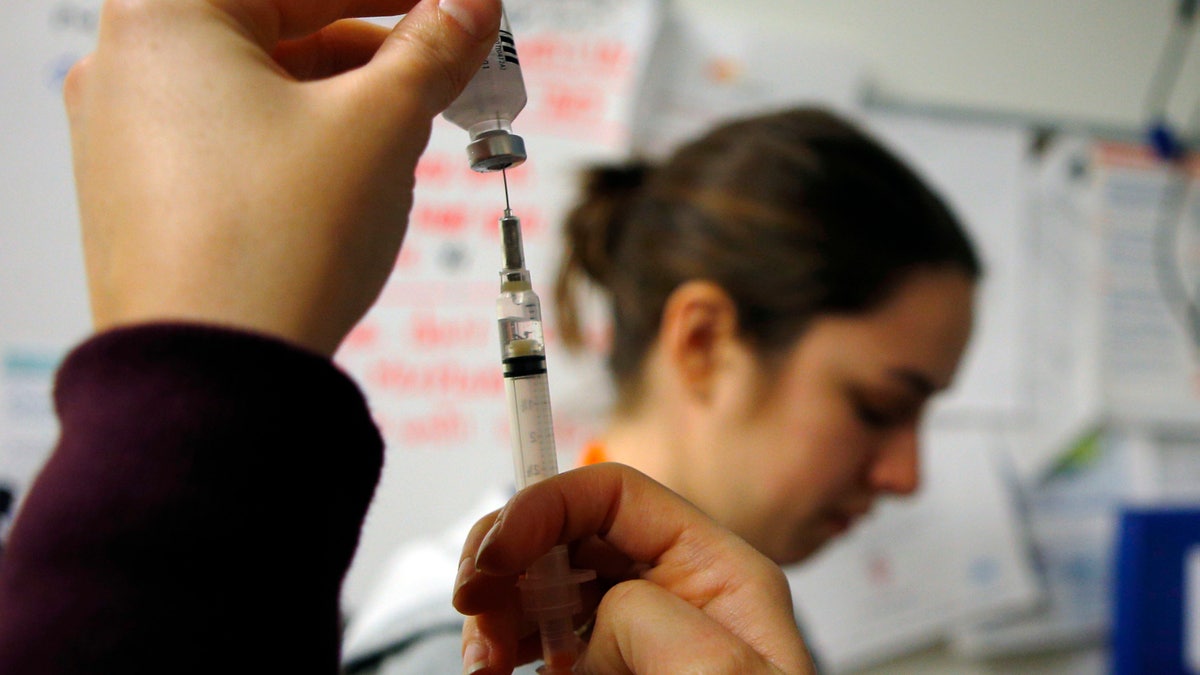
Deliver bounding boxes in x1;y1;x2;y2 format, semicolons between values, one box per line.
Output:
868;425;920;496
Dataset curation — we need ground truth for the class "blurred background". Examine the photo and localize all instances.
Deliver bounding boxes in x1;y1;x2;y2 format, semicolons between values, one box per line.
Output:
2;1;1199;672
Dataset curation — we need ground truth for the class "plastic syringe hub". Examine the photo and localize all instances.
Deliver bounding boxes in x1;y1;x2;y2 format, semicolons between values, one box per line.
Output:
518;544;597;673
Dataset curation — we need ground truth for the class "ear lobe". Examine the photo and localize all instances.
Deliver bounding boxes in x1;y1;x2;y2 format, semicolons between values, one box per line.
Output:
659;281;740;398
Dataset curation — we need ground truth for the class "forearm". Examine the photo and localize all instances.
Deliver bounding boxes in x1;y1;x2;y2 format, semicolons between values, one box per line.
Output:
0;323;383;673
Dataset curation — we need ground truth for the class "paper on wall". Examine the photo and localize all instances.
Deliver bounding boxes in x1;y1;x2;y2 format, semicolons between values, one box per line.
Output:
1089;144;1200;426
787;427;1040;673
630;7;866;160
1012;138;1200;480
859;110;1035;423
0;347;64;541
1010;135;1107;480
336;0;666;611
950;429;1139;657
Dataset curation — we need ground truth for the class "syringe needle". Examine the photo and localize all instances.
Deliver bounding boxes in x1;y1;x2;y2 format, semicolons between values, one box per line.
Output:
502;168;512;215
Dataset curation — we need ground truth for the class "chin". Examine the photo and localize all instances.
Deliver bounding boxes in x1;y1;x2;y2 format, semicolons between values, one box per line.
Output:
777;538;825;566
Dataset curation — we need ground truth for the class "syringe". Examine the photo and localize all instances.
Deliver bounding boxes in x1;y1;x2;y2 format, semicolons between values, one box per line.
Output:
495;205;595;674
444;6;595;672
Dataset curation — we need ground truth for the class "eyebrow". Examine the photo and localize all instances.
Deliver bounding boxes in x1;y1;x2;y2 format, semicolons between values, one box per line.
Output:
886;369;940;397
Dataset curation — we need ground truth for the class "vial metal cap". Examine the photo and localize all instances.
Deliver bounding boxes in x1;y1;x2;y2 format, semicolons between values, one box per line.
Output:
467;130;527;172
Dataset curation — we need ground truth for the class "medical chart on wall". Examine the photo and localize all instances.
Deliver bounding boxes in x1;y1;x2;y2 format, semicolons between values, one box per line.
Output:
1014;138;1200;479
335;0;668;609
338;0;664;456
1088;143;1200;425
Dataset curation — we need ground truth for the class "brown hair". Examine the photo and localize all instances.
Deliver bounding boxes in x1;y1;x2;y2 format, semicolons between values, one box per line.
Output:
554;107;981;406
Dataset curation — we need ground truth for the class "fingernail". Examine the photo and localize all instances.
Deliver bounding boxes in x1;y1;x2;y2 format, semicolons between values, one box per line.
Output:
439;0;498;40
454;556;475;591
463;639;489;674
475;519;503;570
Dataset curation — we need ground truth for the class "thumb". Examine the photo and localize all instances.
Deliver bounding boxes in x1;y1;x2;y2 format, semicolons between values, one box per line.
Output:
371;0;502;117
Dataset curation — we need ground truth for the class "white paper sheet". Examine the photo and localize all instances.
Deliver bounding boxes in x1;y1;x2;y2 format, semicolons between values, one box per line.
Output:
787;427;1040;672
950;429;1134;657
859;110;1035;423
630;8;866;159
1089;144;1200;426
1011;135;1106;480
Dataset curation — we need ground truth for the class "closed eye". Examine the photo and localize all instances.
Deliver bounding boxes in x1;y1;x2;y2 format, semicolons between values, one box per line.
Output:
852;394;923;430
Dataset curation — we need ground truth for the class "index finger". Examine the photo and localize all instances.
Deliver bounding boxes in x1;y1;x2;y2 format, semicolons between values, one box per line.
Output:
463;464;735;578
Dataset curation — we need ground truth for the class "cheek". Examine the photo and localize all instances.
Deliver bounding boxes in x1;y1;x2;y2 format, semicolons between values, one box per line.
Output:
756;395;870;506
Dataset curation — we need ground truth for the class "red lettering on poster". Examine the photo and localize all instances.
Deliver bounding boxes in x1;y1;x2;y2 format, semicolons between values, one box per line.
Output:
543;86;602;124
399;409;472;446
520;37;631;77
412;203;469;234
410;312;491;348
367;359;503;397
595;41;630;71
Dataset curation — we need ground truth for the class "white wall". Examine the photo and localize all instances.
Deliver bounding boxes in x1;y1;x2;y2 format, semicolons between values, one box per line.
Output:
676;0;1200;137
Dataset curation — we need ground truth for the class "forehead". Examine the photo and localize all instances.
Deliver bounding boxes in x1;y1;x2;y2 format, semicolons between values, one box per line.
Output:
797;268;976;388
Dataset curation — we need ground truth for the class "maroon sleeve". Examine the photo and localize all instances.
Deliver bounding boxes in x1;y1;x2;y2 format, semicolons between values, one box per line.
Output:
0;323;384;673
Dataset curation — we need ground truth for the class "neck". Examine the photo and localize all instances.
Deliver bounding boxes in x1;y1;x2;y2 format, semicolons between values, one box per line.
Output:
596;409;684;492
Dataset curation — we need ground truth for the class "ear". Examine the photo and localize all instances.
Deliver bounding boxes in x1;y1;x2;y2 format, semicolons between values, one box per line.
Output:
658;280;742;399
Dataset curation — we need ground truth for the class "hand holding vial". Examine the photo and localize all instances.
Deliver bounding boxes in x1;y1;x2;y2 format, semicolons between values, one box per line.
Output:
62;0;502;356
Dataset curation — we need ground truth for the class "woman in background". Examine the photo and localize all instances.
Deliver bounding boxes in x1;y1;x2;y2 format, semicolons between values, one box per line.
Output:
0;1;812;673
345;107;981;672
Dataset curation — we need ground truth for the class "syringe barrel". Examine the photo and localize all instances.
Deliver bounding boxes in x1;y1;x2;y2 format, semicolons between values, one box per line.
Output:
502;370;559;489
497;270;560;488
443;5;527;171
495;223;597;672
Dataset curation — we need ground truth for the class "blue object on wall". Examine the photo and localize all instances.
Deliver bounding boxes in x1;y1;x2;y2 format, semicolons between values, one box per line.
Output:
1111;507;1200;674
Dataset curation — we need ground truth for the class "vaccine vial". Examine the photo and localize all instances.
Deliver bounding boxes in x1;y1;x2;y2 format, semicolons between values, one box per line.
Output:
443;6;528;172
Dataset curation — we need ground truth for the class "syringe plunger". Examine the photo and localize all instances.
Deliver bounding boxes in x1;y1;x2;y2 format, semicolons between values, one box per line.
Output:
519;545;595;674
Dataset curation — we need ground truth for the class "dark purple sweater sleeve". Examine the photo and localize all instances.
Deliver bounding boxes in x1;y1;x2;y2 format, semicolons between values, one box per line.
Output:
0;323;384;673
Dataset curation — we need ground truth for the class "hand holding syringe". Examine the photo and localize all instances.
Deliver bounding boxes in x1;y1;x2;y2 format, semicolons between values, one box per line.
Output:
443;5;594;672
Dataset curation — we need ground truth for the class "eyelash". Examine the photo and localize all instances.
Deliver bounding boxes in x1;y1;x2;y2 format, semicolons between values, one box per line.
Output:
854;402;894;429
852;398;920;430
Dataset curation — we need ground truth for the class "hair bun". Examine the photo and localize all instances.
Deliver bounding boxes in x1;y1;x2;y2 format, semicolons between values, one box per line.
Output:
554;161;653;350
